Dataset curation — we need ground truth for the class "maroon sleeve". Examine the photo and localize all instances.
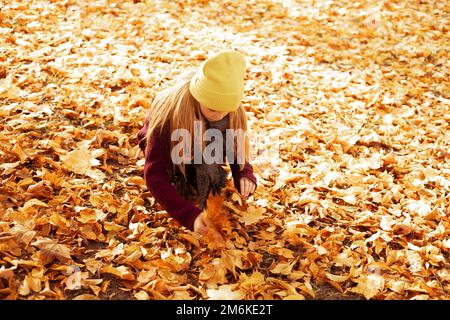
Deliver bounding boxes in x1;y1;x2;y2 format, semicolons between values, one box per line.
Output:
230;162;258;193
143;124;202;231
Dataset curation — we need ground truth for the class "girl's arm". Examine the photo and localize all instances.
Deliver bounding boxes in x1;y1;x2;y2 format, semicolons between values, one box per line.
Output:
141;122;202;231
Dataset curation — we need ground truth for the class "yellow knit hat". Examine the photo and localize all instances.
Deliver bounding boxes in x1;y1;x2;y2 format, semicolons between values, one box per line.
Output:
189;50;246;112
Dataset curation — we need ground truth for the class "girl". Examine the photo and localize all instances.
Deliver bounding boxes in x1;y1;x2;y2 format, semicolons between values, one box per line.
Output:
137;50;257;236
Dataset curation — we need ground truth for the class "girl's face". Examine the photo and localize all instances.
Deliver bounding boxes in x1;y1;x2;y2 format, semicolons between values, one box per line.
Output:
199;104;229;122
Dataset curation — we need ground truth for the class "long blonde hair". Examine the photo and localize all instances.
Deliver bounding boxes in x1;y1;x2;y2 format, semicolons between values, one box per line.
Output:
145;70;250;179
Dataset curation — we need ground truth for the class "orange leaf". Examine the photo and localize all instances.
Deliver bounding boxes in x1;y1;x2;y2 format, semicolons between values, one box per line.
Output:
101;265;135;281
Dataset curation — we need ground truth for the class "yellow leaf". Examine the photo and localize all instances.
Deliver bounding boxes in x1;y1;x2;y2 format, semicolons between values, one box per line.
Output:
18;277;31;296
207;284;244;300
296;190;320;206
239;271;265;290
61;147;92;174
83;258;104;275
437;269;450;282
406;250;423;273
101;265;135;281
407;200;431;216
199;258;227;285
27;275;41;293
86;168;106;182
80;225;98;240
239;205;266;226
103;221;127;232
346;154;382;171
89;285;101;297
125;176;145;186
387;279;405;293
199;264;217;282
351;274;385;299
283;294;305;300
76;209;107;224
267;247;295;259
134;290;150;300
0;75;23;98
270;260;297;275
32;237;72;261
342;194;357;205
22;199;48;211
380;216;394;231
179;233;200;248
325;272;349;282
72;294;99;300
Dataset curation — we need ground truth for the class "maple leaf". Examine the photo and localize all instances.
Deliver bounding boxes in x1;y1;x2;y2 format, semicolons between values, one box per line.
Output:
325;273;349;283
202;192;231;250
9;222;36;246
406;250;423;273
179;233;201;248
406;200;432;216
61;147;105;181
199;258;228;286
346;154;382;171
61;147;93;174
351;274;385;299
101;265;135;281
134;291;150;300
21;199;48;214
75;208;107;224
0;75;23;99
239;271;266;290
270;260;297;275
207;284;244;300
31;237;72;262
239;205;266;226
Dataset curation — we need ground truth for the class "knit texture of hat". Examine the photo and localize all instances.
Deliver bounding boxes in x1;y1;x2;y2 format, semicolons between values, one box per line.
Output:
189;50;246;112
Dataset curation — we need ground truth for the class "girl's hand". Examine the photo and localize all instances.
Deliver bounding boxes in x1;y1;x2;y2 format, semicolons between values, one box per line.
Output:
193;211;226;247
240;177;256;198
193;211;209;235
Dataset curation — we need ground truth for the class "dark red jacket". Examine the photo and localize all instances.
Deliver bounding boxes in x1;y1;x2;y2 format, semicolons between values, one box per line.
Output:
137;115;257;230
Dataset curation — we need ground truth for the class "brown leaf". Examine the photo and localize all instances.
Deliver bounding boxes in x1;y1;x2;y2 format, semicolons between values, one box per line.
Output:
31;237;72;262
101;265;135;281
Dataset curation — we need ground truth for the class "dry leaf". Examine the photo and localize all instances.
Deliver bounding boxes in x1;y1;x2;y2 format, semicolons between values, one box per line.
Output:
101;265;135;281
207;285;244;300
72;294;100;300
0;75;23;98
31;237;72;261
351;274;385;299
239;206;266;226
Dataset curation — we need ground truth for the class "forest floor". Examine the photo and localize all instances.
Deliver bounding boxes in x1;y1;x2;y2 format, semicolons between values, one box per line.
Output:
0;0;448;300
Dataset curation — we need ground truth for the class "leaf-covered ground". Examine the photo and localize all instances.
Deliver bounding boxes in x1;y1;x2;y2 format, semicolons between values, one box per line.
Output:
0;0;449;300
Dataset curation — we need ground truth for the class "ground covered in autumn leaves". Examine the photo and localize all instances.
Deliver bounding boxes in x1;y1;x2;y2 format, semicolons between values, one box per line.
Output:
0;0;449;300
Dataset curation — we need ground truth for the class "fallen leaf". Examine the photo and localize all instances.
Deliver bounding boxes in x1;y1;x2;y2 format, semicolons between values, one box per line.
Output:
101;265;135;281
134;290;150;300
351;274;385;299
72;294;100;300
31;237;72;261
207;284;244;300
239;206;266;226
